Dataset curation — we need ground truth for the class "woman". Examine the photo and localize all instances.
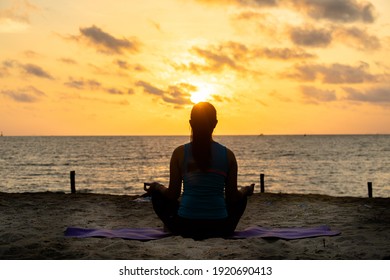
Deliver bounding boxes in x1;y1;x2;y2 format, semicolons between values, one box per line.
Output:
144;102;254;239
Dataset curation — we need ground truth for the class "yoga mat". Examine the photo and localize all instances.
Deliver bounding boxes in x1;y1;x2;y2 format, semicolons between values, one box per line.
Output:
231;225;340;239
65;225;340;241
64;227;171;241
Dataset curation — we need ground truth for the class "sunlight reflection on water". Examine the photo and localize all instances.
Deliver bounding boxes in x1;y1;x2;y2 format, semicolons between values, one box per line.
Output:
0;135;389;197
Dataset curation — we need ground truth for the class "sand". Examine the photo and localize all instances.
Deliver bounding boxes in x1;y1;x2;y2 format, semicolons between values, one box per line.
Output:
0;192;389;260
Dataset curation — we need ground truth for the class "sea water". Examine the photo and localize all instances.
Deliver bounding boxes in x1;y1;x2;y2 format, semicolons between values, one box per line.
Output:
0;135;389;197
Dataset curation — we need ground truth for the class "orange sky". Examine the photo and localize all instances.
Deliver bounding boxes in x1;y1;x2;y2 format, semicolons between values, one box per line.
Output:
0;0;389;135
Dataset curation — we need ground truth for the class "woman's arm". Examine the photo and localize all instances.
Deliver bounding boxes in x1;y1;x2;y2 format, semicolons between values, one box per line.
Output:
225;148;241;203
165;145;183;200
144;145;183;200
225;148;254;203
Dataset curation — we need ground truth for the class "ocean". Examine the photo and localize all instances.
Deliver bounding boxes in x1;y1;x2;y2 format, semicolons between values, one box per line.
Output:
0;135;389;197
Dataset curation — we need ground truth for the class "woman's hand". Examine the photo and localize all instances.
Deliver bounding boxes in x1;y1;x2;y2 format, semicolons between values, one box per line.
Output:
144;182;164;195
240;183;255;196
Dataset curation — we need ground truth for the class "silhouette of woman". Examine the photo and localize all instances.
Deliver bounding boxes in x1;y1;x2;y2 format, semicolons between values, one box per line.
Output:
144;102;254;239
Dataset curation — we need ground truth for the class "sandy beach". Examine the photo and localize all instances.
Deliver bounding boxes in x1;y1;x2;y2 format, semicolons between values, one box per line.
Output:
0;192;389;260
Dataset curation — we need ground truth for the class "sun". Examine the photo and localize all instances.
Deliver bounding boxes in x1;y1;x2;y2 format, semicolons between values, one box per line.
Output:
190;83;215;103
190;90;210;103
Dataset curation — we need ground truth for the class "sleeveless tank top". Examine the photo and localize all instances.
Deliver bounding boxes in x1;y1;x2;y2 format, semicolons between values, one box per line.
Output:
178;142;229;219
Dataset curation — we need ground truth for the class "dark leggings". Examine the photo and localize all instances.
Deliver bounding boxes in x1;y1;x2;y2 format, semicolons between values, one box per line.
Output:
151;191;247;239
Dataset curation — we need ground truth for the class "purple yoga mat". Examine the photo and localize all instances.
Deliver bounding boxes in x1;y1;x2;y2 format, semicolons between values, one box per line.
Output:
64;225;340;241
231;225;340;239
64;227;172;241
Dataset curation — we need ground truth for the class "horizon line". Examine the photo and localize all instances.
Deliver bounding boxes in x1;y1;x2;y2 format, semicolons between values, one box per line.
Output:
1;133;389;137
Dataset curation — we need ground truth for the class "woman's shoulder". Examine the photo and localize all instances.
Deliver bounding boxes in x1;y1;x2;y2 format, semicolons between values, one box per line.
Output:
213;141;234;154
212;142;236;163
224;146;236;165
226;147;235;157
171;145;185;168
172;144;185;158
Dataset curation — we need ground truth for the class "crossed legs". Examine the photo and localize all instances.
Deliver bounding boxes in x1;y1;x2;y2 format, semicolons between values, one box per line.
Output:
151;191;248;238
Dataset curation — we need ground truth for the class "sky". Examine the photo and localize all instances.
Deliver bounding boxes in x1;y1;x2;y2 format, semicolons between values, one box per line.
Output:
0;0;389;136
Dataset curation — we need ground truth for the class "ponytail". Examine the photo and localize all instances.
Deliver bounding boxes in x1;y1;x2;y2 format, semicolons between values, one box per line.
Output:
190;102;217;172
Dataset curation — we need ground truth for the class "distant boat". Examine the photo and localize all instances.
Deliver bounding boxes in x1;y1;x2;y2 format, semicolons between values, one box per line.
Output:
0;131;3;137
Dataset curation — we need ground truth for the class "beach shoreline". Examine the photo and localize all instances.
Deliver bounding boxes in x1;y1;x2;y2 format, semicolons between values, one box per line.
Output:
0;192;389;260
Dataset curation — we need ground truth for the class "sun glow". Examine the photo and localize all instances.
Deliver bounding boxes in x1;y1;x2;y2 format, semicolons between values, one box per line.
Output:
190;83;215;103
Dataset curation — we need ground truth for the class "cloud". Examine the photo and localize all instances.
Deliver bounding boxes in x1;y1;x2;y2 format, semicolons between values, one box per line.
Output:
231;4;380;52
300;85;337;104
23;50;40;58
106;88;122;95
1;60;54;80
135;80;165;95
59;58;78;65
288;0;377;23
136;80;194;107
194;0;377;23
164;84;195;106
231;10;285;40
0;86;46;103
247;0;278;7
72;25;141;55
255;47;316;60
175;41;316;76
116;60;130;69
269;90;293;103
64;76;133;96
289;26;332;47
0;59;20;77
64;77;101;90
0;0;39;33
0;61;10;77
191;46;239;71
194;0;277;7
22;63;54;79
334;26;381;50
149;20;162;32
343;87;390;104
115;59;145;71
174;42;253;74
284;62;378;84
105;87;130;95
0;17;29;33
2;59;18;68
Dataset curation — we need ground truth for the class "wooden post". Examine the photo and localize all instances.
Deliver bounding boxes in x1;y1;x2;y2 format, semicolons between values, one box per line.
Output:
260;173;265;193
70;171;76;194
368;182;373;198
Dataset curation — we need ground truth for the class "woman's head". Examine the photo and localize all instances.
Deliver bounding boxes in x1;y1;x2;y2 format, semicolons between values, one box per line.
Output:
189;102;218;135
189;102;218;171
